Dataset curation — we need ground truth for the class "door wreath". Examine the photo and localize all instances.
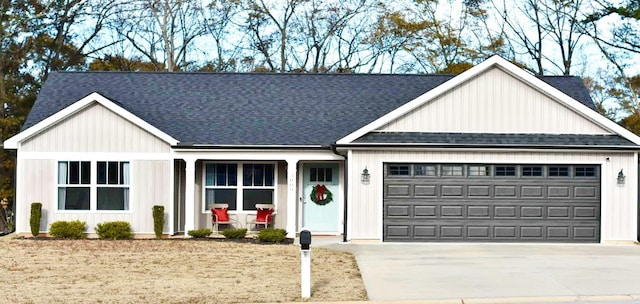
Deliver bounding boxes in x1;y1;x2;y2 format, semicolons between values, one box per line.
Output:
310;184;333;205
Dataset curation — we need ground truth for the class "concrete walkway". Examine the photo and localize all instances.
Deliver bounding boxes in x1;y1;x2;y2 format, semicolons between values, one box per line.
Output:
314;238;640;302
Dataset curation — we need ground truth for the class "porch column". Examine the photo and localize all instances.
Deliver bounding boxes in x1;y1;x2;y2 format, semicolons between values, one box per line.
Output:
184;157;196;237
286;158;299;238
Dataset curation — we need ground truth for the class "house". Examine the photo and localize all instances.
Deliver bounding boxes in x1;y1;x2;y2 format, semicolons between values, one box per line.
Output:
4;56;640;243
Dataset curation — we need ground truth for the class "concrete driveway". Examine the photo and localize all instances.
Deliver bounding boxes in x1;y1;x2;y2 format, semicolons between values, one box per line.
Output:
322;241;640;302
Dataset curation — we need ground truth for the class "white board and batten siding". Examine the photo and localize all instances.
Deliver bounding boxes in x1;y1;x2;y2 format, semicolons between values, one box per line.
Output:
15;102;173;236
380;68;610;135
348;150;638;243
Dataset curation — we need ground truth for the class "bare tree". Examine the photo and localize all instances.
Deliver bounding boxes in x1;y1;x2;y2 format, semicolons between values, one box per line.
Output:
111;0;205;71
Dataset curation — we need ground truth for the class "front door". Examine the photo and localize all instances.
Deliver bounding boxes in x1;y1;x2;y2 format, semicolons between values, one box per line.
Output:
302;163;339;232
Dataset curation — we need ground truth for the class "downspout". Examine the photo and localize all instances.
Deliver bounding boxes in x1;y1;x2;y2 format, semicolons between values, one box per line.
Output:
331;144;348;243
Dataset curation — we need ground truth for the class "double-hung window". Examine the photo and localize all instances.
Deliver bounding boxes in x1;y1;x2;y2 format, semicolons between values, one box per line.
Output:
203;163;275;212
243;164;274;210
58;161;130;211
58;161;91;210
204;163;238;210
97;161;130;210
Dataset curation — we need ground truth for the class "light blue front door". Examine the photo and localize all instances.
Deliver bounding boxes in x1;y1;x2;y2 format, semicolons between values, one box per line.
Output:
302;163;339;232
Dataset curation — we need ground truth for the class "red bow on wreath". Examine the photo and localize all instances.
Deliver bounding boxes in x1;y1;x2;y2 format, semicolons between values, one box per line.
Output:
310;184;333;206
314;184;327;201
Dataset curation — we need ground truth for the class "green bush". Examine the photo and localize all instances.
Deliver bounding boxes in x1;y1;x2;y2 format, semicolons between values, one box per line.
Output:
257;228;287;243
187;228;212;238
49;220;86;239
95;221;134;240
222;228;247;239
30;202;42;237
152;205;165;239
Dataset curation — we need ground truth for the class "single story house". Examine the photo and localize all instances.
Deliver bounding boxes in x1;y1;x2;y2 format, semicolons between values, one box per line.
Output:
5;56;640;243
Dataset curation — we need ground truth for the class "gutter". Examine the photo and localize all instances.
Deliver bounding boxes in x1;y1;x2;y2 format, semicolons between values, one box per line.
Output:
331;144;348;243
335;143;640;151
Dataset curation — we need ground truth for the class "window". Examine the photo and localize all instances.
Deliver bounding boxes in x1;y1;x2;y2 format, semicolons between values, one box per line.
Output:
97;161;130;210
58;161;130;211
204;164;238;210
549;166;569;177
495;166;516;176
414;165;436;176
522;166;543;177
58;161;91;210
204;163;275;212
468;165;489;176
575;166;596;177
389;165;410;176
310;167;333;182
442;165;463;176
243;164;275;211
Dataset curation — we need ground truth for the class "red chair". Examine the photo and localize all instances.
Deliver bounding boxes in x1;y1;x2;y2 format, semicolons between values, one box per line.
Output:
246;204;274;233
211;203;237;233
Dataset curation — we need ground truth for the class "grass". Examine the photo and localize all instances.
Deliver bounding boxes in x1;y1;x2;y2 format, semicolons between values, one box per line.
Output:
0;237;367;303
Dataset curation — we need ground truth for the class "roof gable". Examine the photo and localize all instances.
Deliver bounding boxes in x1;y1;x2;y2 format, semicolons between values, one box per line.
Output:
336;56;640;146
378;67;609;135
4;92;178;149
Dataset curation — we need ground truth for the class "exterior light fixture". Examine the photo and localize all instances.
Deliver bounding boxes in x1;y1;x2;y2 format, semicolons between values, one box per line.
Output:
361;167;370;184
617;169;626;186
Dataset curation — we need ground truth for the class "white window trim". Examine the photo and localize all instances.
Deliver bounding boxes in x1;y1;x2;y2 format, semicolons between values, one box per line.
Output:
202;161;278;213
56;160;132;213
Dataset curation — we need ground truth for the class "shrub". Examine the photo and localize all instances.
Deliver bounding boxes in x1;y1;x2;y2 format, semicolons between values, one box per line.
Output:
152;205;165;239
30;202;42;237
257;228;287;243
222;228;247;239
187;228;212;238
95;221;134;240
49;220;86;239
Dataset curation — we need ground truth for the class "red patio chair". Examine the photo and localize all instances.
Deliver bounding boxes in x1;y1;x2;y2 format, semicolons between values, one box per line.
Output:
246;204;274;233
211;203;237;233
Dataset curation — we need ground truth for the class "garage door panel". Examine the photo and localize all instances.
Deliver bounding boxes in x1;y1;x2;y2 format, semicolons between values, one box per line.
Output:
495;186;517;197
415;185;437;197
521;186;544;197
548;186;571;197
574;186;597;198
441;185;464;196
414;205;437;217
386;184;411;197
468;185;490;197
383;163;600;242
387;205;411;217
548;206;570;218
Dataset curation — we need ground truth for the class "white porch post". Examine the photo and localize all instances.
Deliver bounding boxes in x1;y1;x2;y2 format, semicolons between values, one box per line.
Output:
286;159;299;238
184;158;196;237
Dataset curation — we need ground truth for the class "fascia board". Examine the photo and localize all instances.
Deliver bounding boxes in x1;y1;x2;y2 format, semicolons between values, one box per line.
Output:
4;92;179;149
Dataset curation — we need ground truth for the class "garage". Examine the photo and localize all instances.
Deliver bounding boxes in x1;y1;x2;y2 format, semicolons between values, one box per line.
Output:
383;163;601;242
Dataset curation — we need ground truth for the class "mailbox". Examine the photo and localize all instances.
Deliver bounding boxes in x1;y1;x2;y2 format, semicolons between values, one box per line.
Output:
300;230;312;250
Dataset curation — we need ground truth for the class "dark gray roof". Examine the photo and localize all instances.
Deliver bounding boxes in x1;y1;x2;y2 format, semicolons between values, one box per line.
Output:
352;132;639;148
25;72;597;146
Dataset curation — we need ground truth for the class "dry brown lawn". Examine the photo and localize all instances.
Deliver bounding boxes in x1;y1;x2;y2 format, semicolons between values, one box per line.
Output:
0;236;367;304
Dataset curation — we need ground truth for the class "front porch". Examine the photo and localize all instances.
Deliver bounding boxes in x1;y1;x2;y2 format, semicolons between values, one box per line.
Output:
170;149;345;238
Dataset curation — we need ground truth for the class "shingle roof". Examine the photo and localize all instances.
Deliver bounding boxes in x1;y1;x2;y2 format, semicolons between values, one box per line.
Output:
352;132;638;148
24;72;597;146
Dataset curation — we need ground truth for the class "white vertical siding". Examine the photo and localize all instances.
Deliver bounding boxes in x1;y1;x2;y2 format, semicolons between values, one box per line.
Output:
348;150;638;242
380;68;610;134
15;159;171;236
22;103;170;153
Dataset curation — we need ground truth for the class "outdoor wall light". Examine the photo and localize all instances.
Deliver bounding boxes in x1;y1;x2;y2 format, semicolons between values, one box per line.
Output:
361;167;370;184
617;169;626;186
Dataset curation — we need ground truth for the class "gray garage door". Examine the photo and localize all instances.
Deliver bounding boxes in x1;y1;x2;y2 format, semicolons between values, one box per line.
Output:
383;164;600;242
